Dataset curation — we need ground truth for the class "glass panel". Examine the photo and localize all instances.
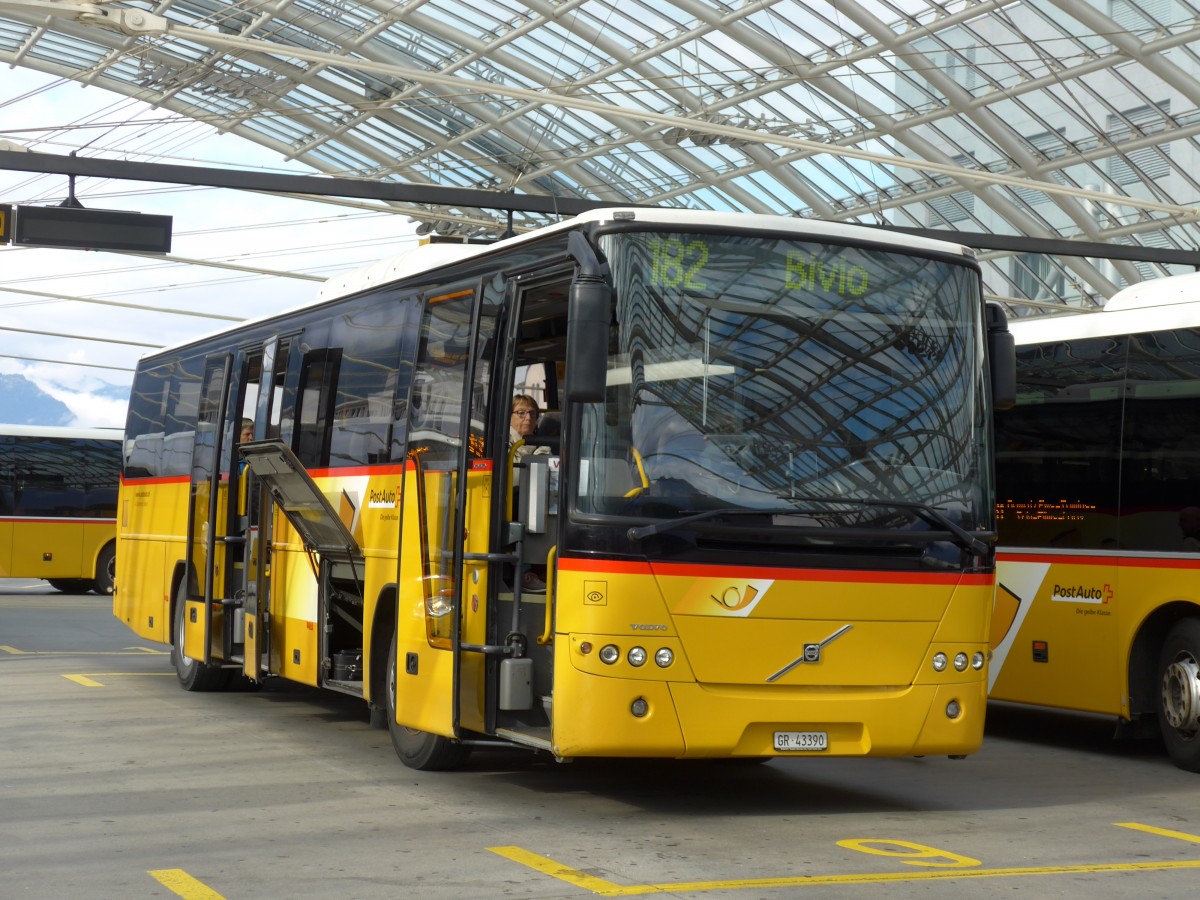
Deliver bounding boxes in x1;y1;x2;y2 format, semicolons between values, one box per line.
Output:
577;230;989;537
189;358;228;599
1119;327;1200;553
995;335;1126;550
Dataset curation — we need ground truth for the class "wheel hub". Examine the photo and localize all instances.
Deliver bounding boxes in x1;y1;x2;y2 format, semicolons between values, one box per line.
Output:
1162;652;1200;737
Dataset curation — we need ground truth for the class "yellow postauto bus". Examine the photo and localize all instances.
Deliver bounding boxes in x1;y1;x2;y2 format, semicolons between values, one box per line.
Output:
115;208;1014;770
0;425;121;594
992;272;1200;772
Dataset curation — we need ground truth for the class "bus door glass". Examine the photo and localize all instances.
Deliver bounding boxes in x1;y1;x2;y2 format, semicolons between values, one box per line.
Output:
395;281;498;739
243;336;291;680
184;353;232;664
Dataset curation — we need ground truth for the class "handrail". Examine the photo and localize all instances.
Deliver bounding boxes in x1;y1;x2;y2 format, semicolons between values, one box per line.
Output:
537;545;557;646
505;439;524;520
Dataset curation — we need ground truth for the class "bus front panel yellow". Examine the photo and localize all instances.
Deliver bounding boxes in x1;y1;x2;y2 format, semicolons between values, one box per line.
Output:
550;559;991;759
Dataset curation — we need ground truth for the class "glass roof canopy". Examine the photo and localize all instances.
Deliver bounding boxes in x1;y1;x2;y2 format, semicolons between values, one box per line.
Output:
2;0;1200;316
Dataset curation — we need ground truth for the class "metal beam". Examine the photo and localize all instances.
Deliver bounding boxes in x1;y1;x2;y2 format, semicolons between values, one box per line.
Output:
875;225;1200;267
3;150;1197;266
0;149;616;216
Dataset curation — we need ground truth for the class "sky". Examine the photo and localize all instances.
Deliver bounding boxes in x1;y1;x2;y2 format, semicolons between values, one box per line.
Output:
0;67;422;429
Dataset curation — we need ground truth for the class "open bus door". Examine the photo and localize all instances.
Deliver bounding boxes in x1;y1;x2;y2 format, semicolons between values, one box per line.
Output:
182;353;232;671
239;441;364;688
241;336;290;681
182;349;265;682
389;283;502;769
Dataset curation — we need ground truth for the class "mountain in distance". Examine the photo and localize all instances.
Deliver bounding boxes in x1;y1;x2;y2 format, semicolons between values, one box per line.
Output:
0;373;83;426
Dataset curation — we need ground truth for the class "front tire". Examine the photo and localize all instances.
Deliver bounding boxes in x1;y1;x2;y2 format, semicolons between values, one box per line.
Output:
172;585;230;692
92;542;116;595
386;634;469;771
1157;618;1200;772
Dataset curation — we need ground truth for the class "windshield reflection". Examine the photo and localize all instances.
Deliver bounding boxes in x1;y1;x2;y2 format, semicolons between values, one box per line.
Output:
574;230;989;535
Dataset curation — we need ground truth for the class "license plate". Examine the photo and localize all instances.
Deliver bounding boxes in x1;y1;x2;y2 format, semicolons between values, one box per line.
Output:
774;731;828;751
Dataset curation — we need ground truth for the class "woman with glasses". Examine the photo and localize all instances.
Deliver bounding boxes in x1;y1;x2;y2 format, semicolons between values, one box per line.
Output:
508;394;548;592
509;394;541;447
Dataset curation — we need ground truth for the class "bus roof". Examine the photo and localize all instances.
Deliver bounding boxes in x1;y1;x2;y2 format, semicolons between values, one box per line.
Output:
144;207;977;362
1009;272;1200;346
0;424;123;441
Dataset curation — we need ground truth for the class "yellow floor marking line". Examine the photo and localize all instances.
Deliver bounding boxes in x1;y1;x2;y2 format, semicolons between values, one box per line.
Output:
1;646;166;656
63;675;104;687
488;848;1200;896
62;672;175;687
1116;822;1200;844
149;869;225;900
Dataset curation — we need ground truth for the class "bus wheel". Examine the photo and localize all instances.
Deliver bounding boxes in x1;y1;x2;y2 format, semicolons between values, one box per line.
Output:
47;579;91;593
92;543;116;595
386;634;470;771
172;587;230;692
1157;618;1200;772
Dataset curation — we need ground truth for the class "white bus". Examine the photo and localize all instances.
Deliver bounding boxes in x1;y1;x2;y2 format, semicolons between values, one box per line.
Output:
992;271;1200;771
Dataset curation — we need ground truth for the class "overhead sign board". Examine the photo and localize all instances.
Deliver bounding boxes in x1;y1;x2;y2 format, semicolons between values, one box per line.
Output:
12;205;172;253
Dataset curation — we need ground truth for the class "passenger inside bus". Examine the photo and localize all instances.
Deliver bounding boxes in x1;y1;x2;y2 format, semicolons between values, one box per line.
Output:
509;394;547;459
237;418;255;518
508;395;548;593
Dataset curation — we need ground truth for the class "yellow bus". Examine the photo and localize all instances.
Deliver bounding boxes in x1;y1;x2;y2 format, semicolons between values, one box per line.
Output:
0;425;121;594
115;207;1013;770
992;272;1200;771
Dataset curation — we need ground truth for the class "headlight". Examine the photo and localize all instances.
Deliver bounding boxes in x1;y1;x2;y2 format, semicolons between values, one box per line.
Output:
655;647;674;668
932;652;948;672
627;647;647;667
953;652;969;672
972;652;985;670
599;644;620;665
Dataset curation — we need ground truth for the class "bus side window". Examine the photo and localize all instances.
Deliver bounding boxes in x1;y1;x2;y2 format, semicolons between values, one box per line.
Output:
295;350;340;469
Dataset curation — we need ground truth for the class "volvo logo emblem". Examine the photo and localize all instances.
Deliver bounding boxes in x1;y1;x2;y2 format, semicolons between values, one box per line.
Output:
766;625;853;682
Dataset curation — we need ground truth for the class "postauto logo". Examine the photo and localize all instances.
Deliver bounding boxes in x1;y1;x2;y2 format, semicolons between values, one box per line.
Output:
1050;582;1112;604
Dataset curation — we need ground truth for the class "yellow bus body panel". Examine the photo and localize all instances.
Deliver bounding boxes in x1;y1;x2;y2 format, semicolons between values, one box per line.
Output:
2;517;112;580
116;478;191;641
991;552;1200;717
550;560;991;759
393;466;456;738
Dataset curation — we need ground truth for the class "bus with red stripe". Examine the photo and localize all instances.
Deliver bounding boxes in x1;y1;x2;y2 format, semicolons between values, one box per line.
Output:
115;207;1013;769
992;271;1200;771
0;425;120;594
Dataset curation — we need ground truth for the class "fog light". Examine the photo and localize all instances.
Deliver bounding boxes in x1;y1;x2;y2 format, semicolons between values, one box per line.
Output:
631;697;649;717
655;647;674;668
599;644;619;664
932;652;948;672
953;652;969;672
946;699;961;719
971;652;985;670
628;646;647;667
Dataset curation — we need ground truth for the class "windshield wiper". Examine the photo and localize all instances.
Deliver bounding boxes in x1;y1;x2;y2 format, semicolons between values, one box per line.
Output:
626;495;991;556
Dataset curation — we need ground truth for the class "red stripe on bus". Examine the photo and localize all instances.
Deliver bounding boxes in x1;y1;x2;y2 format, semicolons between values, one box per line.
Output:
557;556;991;584
306;463;411;478
122;464;414;485
0;517;116;525
998;550;1200;570
121;474;188;486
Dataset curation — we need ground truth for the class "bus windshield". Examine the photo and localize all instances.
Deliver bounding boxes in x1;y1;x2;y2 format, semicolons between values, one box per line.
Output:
574;229;990;539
